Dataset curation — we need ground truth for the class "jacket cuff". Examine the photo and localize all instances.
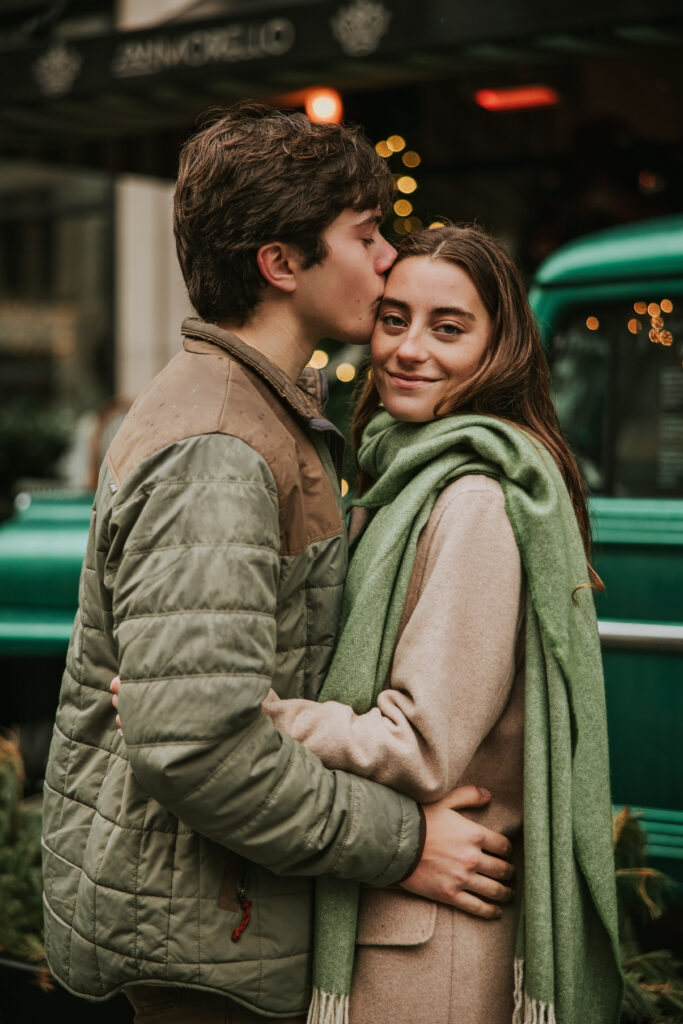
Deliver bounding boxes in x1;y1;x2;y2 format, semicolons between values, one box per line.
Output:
369;799;425;888
398;804;426;883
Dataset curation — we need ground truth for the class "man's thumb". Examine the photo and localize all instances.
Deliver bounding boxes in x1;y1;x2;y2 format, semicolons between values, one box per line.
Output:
445;784;491;810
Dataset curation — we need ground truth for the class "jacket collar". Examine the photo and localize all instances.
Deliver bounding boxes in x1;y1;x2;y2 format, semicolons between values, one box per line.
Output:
181;316;324;423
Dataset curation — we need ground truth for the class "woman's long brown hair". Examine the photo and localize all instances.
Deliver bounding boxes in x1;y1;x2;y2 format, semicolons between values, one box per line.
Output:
351;224;603;589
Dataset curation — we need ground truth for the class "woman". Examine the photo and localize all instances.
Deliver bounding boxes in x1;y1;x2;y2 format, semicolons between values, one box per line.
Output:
262;225;622;1024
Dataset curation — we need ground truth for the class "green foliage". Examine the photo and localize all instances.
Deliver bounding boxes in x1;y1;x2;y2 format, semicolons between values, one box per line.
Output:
0;735;45;962
615;808;683;1022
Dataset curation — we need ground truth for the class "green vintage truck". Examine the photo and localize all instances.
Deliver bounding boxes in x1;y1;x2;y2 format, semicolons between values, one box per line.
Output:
529;214;683;879
1;215;682;875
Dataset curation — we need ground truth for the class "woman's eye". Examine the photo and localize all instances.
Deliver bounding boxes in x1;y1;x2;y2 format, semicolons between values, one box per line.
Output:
382;313;406;328
435;323;462;336
361;237;375;248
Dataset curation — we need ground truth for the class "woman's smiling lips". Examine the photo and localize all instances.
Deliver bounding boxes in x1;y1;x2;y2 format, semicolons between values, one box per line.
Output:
386;371;439;389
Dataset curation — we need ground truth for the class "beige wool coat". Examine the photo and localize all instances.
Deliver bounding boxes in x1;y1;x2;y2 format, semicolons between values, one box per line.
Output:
264;474;525;1024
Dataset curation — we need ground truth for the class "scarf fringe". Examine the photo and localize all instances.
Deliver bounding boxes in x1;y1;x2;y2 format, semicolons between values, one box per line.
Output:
513;959;557;1024
306;988;349;1024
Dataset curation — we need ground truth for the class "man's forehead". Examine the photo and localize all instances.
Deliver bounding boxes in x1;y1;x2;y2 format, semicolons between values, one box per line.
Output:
323;205;384;239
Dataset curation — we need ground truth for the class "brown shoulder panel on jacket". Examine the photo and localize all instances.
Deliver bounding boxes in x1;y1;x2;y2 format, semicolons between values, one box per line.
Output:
107;342;342;556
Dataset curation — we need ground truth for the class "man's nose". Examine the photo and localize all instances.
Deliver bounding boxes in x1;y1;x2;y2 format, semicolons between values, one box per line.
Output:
377;237;397;274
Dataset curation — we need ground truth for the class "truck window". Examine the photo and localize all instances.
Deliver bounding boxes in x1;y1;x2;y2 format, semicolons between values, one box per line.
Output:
548;297;683;497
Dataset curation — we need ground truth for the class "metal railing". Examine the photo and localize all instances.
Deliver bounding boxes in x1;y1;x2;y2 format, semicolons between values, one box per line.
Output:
598;620;683;652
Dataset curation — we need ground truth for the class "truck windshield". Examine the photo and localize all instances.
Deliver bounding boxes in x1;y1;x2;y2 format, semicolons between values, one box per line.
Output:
548;296;683;497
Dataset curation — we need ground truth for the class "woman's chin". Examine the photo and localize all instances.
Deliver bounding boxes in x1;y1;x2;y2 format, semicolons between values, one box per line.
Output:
384;405;436;424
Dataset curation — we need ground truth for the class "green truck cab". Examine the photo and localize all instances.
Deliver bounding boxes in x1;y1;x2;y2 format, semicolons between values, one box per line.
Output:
530;214;683;877
1;215;681;873
0;492;92;657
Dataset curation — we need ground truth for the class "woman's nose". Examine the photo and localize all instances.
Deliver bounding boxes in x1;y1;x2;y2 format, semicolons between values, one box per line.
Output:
396;330;427;362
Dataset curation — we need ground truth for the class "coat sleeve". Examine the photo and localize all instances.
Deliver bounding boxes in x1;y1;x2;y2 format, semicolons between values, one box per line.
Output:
108;432;421;884
264;476;523;803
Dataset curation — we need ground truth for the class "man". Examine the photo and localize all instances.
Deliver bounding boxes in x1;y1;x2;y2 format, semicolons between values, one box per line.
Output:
42;102;514;1022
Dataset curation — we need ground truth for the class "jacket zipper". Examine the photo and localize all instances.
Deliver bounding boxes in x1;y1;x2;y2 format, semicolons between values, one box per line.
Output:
231;865;252;942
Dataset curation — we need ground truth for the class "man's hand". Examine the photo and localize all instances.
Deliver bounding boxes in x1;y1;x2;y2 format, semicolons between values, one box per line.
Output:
400;785;514;919
110;675;122;731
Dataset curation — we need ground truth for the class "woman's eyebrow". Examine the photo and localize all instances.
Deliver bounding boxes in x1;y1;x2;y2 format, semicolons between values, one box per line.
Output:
433;306;476;321
380;298;476;321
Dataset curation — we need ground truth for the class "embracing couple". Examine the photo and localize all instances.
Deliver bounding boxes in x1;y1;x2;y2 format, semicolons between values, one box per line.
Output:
42;102;622;1024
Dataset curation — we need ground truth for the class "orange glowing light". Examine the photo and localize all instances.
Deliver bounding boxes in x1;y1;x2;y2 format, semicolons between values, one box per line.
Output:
633;301;647;315
336;362;356;383
586;317;600;331
308;349;329;369
661;299;674;313
396;175;418;194
627;319;642;335
474;85;560;112
305;88;343;124
648;302;661;318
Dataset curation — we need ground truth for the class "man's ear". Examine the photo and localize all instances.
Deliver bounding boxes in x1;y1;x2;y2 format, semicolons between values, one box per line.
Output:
256;242;300;294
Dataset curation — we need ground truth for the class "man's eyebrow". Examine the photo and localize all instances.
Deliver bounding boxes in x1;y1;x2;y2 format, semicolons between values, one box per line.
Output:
355;212;382;227
380;297;476;321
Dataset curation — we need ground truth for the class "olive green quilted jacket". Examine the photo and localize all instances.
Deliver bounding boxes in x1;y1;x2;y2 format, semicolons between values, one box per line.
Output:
42;319;422;1016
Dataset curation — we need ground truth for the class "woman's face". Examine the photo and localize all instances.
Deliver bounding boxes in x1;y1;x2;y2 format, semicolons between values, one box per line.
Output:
370;255;492;422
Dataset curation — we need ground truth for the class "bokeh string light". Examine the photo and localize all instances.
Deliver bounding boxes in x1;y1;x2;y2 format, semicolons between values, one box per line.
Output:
632;299;675;347
375;135;434;238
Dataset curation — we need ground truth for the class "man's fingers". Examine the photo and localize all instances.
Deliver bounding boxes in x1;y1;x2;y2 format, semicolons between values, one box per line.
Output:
479;825;513;860
450;890;502;920
478;852;515;882
442;784;491;811
464;873;514;904
110;676;120;694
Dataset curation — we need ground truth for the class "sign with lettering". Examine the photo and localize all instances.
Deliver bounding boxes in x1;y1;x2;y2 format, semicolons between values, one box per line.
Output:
3;0;680;108
110;18;296;79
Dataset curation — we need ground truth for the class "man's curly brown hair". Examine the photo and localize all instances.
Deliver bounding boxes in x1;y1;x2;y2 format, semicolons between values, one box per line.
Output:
173;101;393;325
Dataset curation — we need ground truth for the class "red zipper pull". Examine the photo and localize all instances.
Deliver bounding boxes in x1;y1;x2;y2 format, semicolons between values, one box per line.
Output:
231;886;252;942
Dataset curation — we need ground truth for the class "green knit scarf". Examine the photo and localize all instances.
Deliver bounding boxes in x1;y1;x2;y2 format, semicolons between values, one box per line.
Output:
307;411;622;1024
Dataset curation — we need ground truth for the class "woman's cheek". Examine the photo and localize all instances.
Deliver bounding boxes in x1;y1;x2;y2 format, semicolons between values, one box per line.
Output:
370;332;392;370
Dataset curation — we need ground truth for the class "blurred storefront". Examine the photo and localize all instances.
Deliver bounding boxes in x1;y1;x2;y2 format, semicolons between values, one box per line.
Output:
0;0;682;475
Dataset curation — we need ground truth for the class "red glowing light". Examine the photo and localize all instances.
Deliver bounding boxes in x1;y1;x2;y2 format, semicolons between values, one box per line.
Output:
474;85;560;112
638;169;657;190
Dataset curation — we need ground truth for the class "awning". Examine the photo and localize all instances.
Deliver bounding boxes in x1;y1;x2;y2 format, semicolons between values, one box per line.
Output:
1;0;682;150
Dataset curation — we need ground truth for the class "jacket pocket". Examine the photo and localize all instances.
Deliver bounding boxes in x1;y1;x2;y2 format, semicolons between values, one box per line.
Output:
217;853;244;913
356;886;437;947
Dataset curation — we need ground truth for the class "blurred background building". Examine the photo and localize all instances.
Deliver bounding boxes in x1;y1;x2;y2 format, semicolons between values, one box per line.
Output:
0;0;682;498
